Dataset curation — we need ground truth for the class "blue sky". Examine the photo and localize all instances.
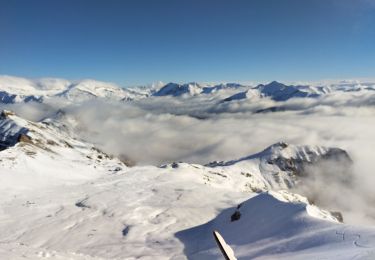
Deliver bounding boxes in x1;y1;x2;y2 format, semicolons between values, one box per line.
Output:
0;0;374;86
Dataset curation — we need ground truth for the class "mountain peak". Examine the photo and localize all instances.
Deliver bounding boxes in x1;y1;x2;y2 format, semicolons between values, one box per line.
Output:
153;82;203;97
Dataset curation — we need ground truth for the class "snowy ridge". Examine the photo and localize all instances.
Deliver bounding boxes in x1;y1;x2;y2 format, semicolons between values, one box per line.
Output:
203;141;351;191
0;110;126;189
257;81;322;101
152;82;203;97
222;81;325;102
0;75;148;103
55;79;134;102
176;190;375;259
152;82;250;97
222;88;261;102
1;75;375;104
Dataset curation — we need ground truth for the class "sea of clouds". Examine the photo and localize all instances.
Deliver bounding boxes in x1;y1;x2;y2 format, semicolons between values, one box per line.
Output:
1;87;375;225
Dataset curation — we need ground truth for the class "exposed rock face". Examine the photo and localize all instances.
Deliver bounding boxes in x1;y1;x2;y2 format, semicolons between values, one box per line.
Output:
118;154;136;167
230;210;241;222
1;110;16;118
267;145;352;177
0;91;43;104
205;142;353;193
0;91;16;104
0;111;30;150
18;134;32;144
257;81;320;101
330;211;344;223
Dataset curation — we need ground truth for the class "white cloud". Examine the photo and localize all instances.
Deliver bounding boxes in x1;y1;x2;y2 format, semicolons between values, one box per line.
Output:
2;89;375;225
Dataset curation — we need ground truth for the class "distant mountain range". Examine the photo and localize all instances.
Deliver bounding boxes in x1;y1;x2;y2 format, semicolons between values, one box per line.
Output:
1;75;374;105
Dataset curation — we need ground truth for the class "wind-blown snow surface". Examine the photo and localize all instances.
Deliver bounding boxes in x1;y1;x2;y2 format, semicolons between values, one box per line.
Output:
2;76;375;259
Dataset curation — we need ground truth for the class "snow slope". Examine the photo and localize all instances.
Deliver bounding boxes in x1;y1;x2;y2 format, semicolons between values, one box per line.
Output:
0;112;374;259
204;141;352;191
0;110;126;191
177;190;375;259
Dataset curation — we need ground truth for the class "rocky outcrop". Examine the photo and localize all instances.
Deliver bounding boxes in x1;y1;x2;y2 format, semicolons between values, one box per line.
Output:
0;110;30;150
266;144;352;177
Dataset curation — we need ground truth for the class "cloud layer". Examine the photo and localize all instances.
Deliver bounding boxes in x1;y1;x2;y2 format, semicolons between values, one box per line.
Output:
1;89;375;225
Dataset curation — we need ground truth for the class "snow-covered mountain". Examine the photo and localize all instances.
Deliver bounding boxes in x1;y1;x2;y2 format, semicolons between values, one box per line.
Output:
152;82;249;97
222;88;261;102
0;75;148;103
152;82;203;96
165;142;352;192
202;83;246;94
2;75;375;105
257;81;324;101
222;81;328;103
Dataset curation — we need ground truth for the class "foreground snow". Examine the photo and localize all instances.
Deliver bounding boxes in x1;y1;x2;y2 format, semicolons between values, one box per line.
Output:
2;167;375;259
1;112;375;259
178;191;375;259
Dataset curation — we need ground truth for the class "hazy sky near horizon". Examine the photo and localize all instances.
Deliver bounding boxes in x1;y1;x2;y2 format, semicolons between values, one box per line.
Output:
0;0;374;86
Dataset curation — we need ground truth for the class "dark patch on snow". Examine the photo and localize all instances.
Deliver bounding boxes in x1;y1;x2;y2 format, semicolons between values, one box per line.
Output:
122;226;131;236
75;198;90;209
171;162;179;168
330;211;344;223
231;210;241;222
118;154;136;167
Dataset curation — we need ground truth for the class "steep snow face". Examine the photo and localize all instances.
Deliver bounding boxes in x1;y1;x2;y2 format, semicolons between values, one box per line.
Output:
0;110;126;189
153;82;203;97
202;83;248;94
204;142;352;191
0;111;29;150
257;81;322;101
222;88;261;102
176;190;375;260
